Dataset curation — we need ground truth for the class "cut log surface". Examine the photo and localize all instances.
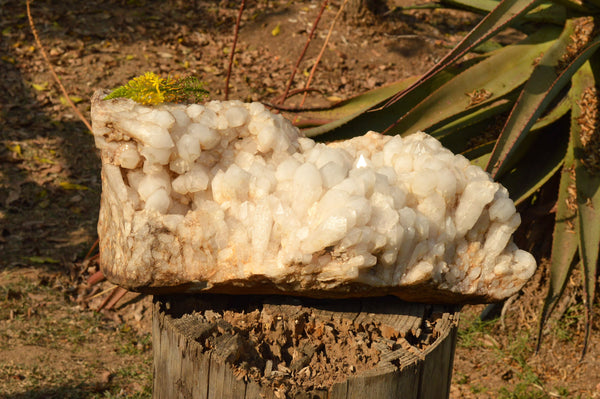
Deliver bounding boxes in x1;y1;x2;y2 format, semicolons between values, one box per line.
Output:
153;294;460;399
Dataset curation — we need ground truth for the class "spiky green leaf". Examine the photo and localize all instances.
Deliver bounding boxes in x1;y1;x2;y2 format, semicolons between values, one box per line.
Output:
304;69;459;140
498;120;569;204
570;60;600;357
463;141;495;162
551;0;591;12
536;128;579;350
440;0;499;14
406;0;541;84
441;0;566;25
305;0;543;141
522;2;566;24
536;61;593;351
466;115;568;205
435;87;570;157
486;21;600;178
288;77;417;129
384;27;561;136
431;97;514;153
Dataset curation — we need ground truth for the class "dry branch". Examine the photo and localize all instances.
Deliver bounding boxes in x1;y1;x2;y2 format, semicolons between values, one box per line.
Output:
225;0;246;100
26;0;93;132
279;0;328;105
300;0;349;106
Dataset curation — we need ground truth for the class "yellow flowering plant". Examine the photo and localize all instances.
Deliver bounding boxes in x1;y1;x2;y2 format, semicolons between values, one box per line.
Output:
104;72;208;105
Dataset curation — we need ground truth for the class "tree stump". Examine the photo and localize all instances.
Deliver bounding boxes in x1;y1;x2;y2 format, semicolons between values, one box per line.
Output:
153;294;460;399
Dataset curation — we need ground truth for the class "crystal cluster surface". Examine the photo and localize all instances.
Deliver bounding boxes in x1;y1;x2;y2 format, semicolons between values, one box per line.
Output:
91;91;536;303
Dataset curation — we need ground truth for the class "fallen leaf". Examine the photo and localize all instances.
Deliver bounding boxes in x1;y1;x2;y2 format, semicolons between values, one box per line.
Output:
59;182;89;190
31;82;49;91
34;156;55;164
59;95;83;105
1;55;16;64
70;96;84;104
25;256;60;264
5;143;22;157
271;23;281;37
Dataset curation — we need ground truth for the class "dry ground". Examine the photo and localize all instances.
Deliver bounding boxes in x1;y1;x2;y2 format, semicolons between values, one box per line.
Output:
0;0;598;397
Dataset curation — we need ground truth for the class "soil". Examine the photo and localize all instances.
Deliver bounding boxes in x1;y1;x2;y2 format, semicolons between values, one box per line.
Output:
0;0;599;398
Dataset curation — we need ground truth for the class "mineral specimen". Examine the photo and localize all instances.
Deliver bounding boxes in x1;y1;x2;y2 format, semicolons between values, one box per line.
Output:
91;90;536;303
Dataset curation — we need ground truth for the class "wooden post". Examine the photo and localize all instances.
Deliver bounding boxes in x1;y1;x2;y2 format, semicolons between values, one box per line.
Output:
153;294;459;399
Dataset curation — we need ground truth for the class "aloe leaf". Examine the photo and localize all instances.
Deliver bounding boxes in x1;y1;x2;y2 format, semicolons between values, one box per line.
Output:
469;147;493;169
418;0;541;77
438;102;513;155
435;86;570;158
523;2;566;25
289;77;418;128
306;0;543;140
498;118;569;204
486;21;600;179
576;153;600;358
440;0;499;14
570;60;600;357
473;39;505;54
431;80;569;142
550;0;591;12
536;126;579;350
576;169;600;357
304;69;458;139
441;0;566;25
529;93;572;131
382;27;561;136
383;0;541;108
463;141;496;162
428;97;514;141
465;115;568;205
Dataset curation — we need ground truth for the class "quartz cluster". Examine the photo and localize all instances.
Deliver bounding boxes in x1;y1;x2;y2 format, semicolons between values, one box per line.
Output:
91;91;536;303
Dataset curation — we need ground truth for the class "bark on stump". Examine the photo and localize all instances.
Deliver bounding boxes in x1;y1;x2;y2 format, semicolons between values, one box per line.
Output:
153;294;460;399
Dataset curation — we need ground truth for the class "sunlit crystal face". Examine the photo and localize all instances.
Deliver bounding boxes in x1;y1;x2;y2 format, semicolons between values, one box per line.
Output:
91;91;536;302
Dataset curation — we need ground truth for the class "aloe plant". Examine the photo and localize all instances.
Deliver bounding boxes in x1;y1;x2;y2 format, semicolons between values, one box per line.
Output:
284;0;600;355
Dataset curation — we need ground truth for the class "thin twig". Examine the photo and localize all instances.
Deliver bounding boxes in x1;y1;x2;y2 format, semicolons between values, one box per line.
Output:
103;287;130;310
300;0;348;107
265;102;332;113
274;87;322;102
225;0;246;101
84;238;99;262
26;0;93;132
87;284;118;301
87;270;106;287
279;0;328;105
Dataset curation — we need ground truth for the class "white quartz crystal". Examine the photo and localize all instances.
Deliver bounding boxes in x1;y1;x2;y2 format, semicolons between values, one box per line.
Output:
91;91;536;303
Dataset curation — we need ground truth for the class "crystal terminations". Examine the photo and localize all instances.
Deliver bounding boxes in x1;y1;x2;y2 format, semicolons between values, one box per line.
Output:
91;91;536;304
